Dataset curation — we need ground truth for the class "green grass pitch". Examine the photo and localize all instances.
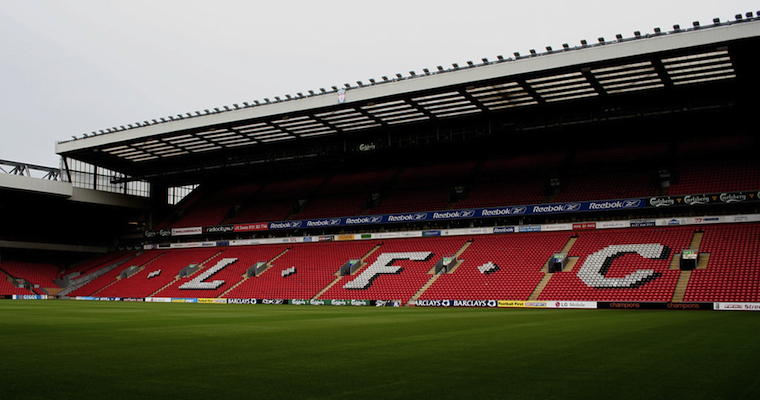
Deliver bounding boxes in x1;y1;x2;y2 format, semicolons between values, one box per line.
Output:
1;301;758;399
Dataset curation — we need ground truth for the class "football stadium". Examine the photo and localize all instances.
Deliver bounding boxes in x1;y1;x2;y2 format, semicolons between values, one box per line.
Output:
2;8;760;400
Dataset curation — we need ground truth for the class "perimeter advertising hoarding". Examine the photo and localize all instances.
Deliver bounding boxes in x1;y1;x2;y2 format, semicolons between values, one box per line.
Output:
598;302;713;310
714;302;760;311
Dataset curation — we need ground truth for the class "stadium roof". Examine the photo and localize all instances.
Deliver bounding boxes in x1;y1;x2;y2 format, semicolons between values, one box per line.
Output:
55;17;760;183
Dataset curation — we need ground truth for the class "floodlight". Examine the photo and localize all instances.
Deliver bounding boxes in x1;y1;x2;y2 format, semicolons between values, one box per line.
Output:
747;12;753;18
285;95;291;99
274;97;281;101
514;52;521;57
396;73;403;78
597;37;605;43
634;31;641;37
562;43;569;49
71;136;77;139
654;27;661;33
673;24;680;30
382;76;389;81
213;108;220;112
243;102;250;106
422;68;430;74
331;86;338;91
254;100;260;105
615;34;623;40
437;66;444;71
529;49;536;55
580;40;587;46
409;71;416;76
203;110;209;114
153;119;158;123
497;55;504;60
368;79;375;84
482;58;488;63
735;14;742;20
452;63;459;68
320;88;327;93
466;61;474;66
307;90;314;95
356;81;363;86
545;46;552;52
693;21;700;27
264;98;271;103
713;18;720;24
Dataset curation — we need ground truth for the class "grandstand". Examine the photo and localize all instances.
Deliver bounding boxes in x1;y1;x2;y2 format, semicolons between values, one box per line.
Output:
1;12;759;311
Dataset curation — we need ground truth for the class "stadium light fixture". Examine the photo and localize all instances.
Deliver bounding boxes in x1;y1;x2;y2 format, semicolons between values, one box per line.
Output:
71;136;77;140
545;46;552;52
356;81;363;86
746;12;753;18
634;31;641;37
274;97;281;102
254;100;260;105
409;71;416;76
320;88;327;93
437;66;444;71
562;43;569;49
597;37;605;43
203;110;209;115
264;98;271;103
194;112;200;116
331;86;338;91
735;14;742;20
482;58;488;63
128;124;134;128
654;27;661;33
344;83;351;88
466;61;474;67
243;102;250;106
580;40;587;46
224;105;231;110
368;78;376;84
153;119;159;123
693;21;700;28
422;68;430;75
395;73;403;78
615;34;623;40
285;94;292;99
497;55;504;60
452;63;459;69
308;90;315;95
381;76;389;81
673;24;681;31
713;18;720;24
529;49;536;55
213;108;220;112
514;52;521;57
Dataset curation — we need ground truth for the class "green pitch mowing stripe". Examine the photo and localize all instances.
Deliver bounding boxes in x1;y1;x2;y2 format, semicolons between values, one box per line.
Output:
0;301;758;400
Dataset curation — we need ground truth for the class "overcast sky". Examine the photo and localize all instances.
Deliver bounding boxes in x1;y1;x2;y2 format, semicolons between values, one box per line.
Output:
1;0;757;168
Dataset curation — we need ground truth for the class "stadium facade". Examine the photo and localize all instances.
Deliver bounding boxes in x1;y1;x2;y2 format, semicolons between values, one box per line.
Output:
1;13;759;309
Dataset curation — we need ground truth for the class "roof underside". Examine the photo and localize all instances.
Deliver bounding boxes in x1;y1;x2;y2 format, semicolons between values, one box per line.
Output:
56;19;760;184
